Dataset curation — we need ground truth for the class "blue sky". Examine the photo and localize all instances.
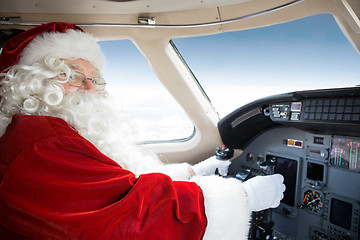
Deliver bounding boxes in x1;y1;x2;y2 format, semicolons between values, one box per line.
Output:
172;14;359;86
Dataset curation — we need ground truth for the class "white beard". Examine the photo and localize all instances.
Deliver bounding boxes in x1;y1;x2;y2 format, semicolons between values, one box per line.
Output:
51;92;158;171
51;92;191;180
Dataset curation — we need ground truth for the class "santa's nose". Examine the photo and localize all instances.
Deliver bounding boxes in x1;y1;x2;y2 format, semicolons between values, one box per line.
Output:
82;79;96;93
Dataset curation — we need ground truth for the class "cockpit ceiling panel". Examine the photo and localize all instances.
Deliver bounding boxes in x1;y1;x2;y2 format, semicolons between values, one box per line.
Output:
0;0;251;15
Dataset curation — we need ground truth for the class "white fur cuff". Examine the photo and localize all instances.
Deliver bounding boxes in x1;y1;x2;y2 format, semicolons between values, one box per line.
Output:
153;163;193;181
192;175;251;240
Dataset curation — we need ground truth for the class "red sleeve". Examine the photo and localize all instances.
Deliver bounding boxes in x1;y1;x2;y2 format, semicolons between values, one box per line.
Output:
0;115;207;239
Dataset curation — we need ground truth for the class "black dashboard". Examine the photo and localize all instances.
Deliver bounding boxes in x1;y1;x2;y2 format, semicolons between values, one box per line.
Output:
218;87;360;240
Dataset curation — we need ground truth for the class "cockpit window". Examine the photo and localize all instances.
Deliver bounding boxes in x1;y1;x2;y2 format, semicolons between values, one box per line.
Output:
172;13;360;117
98;40;194;143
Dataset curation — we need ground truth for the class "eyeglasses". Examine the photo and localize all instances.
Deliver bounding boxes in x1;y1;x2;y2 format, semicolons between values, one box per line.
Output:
65;71;106;91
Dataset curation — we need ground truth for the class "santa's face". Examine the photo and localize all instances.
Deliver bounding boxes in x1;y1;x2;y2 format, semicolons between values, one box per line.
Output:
61;59;100;94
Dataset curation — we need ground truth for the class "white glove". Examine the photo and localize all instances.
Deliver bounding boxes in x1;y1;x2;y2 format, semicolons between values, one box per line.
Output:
192;156;231;176
242;174;285;212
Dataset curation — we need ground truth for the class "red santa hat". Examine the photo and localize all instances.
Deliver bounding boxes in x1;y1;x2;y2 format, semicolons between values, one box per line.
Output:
0;22;105;73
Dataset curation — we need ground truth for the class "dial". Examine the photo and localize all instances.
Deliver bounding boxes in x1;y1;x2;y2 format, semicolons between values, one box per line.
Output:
303;190;323;213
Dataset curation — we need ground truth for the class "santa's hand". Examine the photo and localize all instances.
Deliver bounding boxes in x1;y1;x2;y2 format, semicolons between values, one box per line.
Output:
242;174;285;212
192;156;231;176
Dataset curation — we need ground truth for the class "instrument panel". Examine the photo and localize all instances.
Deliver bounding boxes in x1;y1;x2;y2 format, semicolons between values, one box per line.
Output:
228;128;360;240
218;88;360;240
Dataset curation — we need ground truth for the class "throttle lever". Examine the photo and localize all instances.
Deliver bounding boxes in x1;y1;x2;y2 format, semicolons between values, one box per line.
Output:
214;145;234;176
215;145;234;160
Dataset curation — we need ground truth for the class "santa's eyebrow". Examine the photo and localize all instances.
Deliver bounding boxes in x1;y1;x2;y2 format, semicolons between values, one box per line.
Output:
67;63;81;71
91;69;100;76
67;63;100;77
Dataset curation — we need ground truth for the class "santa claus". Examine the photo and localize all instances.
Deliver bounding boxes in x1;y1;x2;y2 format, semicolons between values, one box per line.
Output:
0;22;285;239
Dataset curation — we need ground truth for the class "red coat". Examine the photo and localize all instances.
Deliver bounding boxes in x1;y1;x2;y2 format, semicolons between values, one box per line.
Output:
0;114;207;239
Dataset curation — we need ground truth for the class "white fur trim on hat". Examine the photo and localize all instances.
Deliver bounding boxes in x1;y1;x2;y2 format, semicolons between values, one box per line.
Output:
20;29;105;73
